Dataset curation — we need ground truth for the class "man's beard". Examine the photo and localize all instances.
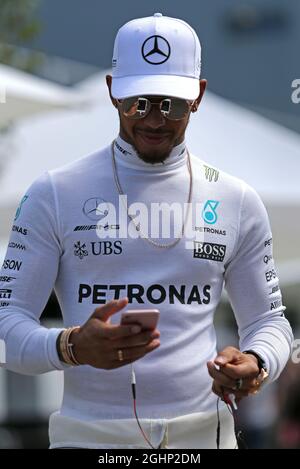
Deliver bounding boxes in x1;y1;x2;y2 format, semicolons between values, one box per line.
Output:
119;123;180;164
133;145;172;165
132;130;175;164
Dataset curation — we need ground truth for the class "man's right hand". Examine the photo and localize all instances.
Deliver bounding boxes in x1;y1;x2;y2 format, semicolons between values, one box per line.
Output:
68;298;160;369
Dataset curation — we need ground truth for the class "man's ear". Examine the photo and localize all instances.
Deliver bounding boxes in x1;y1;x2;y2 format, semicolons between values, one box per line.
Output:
106;75;118;108
192;79;207;112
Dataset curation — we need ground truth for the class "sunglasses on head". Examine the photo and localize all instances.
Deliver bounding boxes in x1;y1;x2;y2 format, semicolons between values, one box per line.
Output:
116;96;195;121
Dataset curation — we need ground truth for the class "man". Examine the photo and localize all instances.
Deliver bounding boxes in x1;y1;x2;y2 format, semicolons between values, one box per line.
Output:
0;13;293;449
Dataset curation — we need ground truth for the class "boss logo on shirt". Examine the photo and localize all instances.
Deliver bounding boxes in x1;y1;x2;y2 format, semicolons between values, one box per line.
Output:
193;242;226;262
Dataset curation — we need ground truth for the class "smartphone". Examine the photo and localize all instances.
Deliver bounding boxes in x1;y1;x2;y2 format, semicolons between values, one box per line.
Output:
120;309;160;331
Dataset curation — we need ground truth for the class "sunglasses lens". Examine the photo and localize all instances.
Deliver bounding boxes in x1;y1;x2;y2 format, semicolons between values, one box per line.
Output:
161;99;171;115
166;98;190;120
121;97;150;119
120;97;191;120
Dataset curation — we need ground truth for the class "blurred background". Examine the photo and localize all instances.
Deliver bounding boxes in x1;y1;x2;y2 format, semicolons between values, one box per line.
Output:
0;0;299;449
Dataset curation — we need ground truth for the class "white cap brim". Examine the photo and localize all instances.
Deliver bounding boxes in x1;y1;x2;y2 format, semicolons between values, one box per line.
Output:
111;75;200;100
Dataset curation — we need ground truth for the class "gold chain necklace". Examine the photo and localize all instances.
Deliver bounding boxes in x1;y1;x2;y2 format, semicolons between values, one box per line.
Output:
111;140;193;248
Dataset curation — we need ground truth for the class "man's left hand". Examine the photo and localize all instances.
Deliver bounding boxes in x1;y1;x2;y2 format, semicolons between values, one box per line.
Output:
207;346;260;402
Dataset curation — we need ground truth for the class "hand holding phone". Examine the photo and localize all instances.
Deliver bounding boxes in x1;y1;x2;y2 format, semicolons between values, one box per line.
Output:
120;309;160;331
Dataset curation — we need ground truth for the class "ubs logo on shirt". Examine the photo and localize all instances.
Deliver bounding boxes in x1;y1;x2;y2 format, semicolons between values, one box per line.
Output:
74;242;89;260
74;241;123;259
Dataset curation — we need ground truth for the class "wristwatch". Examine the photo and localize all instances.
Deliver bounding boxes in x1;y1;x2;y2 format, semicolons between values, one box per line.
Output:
243;350;269;393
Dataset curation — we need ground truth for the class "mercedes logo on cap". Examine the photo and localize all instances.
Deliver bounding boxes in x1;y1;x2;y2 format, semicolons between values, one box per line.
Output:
142;35;171;65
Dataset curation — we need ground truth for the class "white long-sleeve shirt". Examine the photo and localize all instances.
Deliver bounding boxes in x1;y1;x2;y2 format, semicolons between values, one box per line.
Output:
0;136;293;421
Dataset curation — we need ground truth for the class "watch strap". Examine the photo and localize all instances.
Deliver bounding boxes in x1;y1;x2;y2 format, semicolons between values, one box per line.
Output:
243;349;268;372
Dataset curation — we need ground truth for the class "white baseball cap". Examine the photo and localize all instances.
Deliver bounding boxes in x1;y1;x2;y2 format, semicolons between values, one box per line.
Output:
111;13;201;100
